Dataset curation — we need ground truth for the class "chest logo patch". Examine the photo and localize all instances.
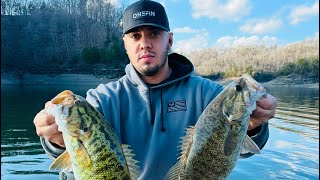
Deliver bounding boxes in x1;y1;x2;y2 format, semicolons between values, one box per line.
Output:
167;100;187;112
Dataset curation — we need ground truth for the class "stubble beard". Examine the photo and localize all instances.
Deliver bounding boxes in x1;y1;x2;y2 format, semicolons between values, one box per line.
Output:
138;45;170;76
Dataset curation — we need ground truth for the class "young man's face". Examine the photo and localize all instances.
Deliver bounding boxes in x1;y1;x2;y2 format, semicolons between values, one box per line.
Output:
122;26;173;76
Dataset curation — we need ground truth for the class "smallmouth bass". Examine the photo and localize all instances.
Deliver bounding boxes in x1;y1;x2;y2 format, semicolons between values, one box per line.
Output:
165;74;267;180
45;90;139;180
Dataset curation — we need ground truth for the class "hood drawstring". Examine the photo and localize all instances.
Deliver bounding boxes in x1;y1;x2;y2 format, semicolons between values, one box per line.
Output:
160;88;166;132
148;88;155;125
148;87;166;132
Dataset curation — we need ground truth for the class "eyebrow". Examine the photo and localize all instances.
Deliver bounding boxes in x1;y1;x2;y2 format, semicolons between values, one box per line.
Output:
126;26;163;34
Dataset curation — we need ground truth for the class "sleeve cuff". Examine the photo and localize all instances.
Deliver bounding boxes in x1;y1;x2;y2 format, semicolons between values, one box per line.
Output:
40;137;66;160
247;125;262;137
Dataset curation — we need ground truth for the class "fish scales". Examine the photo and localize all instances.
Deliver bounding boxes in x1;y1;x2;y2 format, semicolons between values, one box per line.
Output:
46;90;139;180
166;74;267;180
73;100;128;179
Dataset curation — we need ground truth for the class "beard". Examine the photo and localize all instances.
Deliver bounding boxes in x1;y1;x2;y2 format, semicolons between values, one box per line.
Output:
138;45;170;76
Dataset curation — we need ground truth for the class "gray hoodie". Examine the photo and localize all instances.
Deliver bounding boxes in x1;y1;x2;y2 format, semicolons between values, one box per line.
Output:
41;53;269;180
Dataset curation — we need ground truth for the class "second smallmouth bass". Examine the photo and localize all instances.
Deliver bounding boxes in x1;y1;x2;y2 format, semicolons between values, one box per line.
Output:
45;90;140;180
165;74;267;180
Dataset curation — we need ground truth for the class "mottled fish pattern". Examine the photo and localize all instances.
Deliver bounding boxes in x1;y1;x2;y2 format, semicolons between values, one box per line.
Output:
45;90;139;180
165;74;267;180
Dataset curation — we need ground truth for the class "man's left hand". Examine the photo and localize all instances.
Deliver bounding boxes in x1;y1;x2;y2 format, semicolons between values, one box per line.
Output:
248;94;277;131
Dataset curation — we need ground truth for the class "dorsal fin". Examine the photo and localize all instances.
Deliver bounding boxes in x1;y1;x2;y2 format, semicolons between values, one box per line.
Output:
121;144;140;180
165;126;195;180
177;126;195;161
164;159;184;180
49;151;73;172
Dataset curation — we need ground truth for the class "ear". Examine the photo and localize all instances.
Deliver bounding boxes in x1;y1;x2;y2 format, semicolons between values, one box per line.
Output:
168;32;173;49
122;36;127;51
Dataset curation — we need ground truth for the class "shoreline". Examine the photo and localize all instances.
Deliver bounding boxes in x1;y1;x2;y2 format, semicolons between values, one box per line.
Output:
1;72;319;88
1;72;119;86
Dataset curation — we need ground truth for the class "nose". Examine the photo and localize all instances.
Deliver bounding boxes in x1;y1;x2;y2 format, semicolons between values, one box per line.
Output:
140;36;152;50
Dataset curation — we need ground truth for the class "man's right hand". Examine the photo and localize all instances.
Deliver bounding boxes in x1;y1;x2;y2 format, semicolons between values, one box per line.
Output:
33;101;65;148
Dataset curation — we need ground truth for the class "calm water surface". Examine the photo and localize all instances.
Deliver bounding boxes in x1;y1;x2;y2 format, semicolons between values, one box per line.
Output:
1;84;319;180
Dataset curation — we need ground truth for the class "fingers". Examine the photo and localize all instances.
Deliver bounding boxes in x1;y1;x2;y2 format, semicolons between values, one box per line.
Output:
254;94;277;118
256;94;278;110
48;132;65;148
34;112;66;148
39;123;65;148
33;101;66;148
248;94;277;130
33;110;57;136
251;106;275;119
36;122;59;136
45;101;54;109
33;110;55;127
249;108;270;130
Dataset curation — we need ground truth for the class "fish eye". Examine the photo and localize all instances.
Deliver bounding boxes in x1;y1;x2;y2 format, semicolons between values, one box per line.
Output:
74;100;81;106
83;127;89;132
234;85;242;92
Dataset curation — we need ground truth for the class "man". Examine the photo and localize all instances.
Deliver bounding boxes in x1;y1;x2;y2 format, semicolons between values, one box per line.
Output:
33;0;277;179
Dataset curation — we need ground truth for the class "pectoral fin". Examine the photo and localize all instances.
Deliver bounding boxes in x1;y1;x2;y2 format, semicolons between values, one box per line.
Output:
49;151;72;171
240;135;261;154
75;141;92;168
224;127;238;156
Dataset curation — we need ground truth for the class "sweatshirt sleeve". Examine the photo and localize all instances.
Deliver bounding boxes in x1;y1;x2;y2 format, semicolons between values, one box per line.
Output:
40;137;66;160
240;122;269;158
86;88;103;114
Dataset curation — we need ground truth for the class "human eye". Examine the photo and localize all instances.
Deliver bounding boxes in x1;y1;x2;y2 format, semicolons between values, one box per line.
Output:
130;33;140;39
151;30;161;37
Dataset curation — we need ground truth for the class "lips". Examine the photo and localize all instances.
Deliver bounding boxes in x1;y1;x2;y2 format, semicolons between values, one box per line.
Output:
139;53;155;59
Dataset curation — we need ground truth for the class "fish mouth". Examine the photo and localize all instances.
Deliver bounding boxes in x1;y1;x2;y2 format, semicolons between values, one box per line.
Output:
51;90;73;103
241;102;257;114
51;90;76;106
242;102;254;107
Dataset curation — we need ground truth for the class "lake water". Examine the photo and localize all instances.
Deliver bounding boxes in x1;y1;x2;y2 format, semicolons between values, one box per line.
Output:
1;84;319;180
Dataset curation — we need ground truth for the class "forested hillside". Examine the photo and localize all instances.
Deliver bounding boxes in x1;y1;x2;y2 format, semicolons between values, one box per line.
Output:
182;38;319;82
1;0;318;83
1;0;129;74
